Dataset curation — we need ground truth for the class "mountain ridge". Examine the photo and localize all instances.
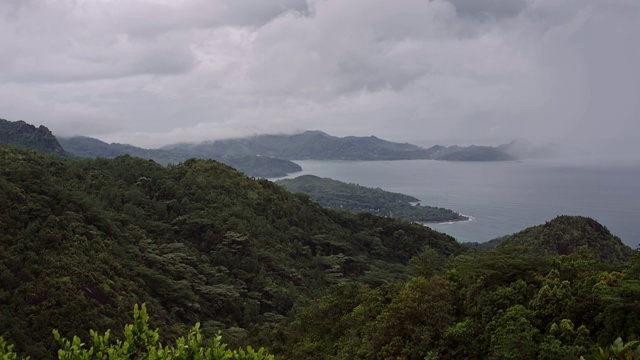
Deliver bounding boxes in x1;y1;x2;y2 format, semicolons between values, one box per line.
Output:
0;118;68;156
57;135;302;178
159;130;517;161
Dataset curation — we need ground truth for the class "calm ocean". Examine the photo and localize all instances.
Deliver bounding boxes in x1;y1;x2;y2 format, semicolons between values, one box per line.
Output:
275;159;640;247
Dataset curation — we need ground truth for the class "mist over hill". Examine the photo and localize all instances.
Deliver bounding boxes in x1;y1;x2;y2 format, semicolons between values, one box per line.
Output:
498;138;590;160
162;130;523;162
58;135;302;178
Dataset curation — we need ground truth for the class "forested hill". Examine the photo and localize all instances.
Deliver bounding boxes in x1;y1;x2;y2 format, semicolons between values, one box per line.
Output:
271;218;639;360
0;117;300;178
58;135;302;178
465;216;635;261
164;130;436;160
60;128;519;164
2;143;639;359
276;175;468;223
0;118;67;156
498;215;634;262
163;130;517;161
0;144;462;358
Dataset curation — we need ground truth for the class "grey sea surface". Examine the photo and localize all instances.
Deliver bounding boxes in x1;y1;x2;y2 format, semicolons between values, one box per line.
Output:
275;159;640;247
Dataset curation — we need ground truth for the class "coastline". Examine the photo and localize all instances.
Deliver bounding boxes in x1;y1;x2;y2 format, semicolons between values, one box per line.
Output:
419;212;475;225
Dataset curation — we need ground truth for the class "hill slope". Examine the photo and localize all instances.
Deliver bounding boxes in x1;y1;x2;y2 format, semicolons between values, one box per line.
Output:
164;131;516;161
276;175;467;222
61;130;517;164
58;136;301;178
269;216;639;360
164;131;435;160
498;215;634;262
0;118;67;156
0;144;462;358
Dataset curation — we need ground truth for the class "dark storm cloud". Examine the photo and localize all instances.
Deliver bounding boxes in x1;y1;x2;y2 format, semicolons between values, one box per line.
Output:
0;0;638;155
449;0;531;18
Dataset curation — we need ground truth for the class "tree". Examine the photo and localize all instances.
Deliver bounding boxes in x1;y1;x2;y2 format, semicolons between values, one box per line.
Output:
486;305;539;360
1;305;273;360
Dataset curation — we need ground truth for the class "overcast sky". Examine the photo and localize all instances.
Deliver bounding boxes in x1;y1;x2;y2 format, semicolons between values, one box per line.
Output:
1;0;639;152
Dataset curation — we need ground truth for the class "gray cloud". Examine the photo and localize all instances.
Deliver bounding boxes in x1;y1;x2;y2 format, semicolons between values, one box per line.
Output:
449;0;531;20
0;0;638;156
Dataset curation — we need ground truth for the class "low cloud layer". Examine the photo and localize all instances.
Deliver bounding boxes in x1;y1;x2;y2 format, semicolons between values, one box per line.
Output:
1;0;638;154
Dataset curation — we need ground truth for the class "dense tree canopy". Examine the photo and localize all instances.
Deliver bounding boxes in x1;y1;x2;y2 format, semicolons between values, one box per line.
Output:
0;144;461;358
0;143;638;359
265;241;640;359
276;175;467;223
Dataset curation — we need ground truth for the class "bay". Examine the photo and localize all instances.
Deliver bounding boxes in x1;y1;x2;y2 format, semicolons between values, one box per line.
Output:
275;159;640;247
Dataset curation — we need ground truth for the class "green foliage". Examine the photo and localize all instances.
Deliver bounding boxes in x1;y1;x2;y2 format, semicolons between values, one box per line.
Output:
268;233;639;359
1;141;639;359
584;338;640;360
272;277;456;359
2;305;272;360
0;337;24;360
499;216;634;263
485;305;539;360
0;145;463;358
276;175;467;222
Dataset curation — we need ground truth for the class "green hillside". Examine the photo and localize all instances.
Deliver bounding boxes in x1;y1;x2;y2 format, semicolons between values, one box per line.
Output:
269;219;639;360
1;138;637;360
499;215;634;262
0;144;461;358
58;135;302;178
276;175;467;223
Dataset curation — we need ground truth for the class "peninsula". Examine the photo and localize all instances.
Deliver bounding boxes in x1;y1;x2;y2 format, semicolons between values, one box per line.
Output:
276;175;468;223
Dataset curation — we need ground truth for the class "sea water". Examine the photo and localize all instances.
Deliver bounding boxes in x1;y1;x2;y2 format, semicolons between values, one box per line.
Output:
275;159;640;247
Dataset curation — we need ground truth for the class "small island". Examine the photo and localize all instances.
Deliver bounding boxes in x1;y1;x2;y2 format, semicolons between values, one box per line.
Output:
276;175;469;223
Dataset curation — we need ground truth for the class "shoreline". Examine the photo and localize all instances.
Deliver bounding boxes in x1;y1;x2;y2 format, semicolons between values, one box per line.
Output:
419;212;475;225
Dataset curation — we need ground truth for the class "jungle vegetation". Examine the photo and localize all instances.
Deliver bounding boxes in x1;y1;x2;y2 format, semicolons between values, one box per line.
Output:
276;175;467;223
0;143;638;359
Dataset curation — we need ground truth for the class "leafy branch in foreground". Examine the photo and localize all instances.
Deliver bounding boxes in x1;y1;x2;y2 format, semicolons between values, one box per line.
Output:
582;337;640;360
1;304;273;360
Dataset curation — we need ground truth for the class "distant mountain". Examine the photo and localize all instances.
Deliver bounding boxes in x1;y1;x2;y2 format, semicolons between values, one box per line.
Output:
0;118;67;156
221;155;302;178
164;131;515;161
164;131;436;160
427;145;516;161
58;136;301;178
59;136;168;160
276;175;468;223
498;215;634;262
